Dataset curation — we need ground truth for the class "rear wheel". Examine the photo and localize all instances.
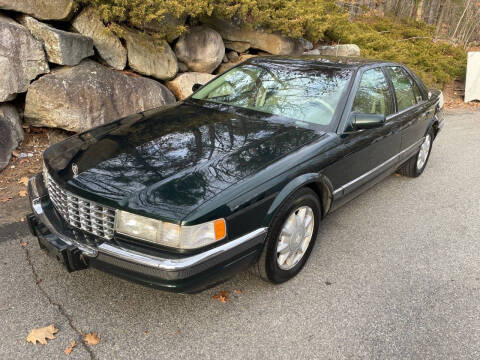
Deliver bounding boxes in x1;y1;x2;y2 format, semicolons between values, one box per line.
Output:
254;188;321;284
397;128;434;178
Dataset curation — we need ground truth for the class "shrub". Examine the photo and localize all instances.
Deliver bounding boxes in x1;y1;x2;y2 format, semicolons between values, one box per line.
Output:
81;0;466;87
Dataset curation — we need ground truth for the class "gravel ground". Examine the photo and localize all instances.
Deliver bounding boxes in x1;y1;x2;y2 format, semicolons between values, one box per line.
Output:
0;109;479;360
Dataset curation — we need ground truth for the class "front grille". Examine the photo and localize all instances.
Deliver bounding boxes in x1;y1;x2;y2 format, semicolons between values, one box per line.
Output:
45;173;116;240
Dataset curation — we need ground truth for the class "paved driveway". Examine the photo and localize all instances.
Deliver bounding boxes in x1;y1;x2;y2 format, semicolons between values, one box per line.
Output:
0;110;479;360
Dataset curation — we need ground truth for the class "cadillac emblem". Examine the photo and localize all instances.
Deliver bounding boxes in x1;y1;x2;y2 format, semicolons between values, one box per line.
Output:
72;163;79;177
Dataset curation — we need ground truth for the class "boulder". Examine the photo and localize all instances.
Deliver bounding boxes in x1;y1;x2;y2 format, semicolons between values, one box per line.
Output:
123;28;178;80
0;0;73;21
19;15;94;66
0;15;49;102
224;40;250;53
216;54;256;74
174;26;225;73
24;60;176;133
314;44;361;57
202;17;303;55
227;51;239;62
166;72;216;100
0;104;24;171
72;7;126;70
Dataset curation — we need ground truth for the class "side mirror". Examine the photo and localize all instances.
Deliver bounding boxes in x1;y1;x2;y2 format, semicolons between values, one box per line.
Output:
349;113;385;130
192;83;203;92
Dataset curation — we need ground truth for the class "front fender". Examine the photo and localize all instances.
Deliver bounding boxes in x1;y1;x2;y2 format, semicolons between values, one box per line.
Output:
263;173;334;227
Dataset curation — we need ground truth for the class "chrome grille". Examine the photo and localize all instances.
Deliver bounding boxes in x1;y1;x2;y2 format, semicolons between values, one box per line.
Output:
45;173;115;240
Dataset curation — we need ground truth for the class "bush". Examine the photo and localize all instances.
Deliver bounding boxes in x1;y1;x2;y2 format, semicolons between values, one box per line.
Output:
81;0;466;87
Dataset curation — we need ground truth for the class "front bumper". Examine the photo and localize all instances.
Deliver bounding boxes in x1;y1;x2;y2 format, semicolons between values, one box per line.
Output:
27;174;267;293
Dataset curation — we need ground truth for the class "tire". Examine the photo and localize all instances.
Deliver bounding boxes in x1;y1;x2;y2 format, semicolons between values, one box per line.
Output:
397;127;434;178
254;187;321;284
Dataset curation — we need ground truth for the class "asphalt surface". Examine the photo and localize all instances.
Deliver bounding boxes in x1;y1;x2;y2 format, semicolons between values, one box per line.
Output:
1;109;479;360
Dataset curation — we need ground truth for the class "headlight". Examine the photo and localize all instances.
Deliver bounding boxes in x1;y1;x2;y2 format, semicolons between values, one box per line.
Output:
115;211;227;249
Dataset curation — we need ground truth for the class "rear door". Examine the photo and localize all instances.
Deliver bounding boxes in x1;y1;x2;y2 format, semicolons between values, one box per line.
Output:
323;66;401;202
385;66;431;163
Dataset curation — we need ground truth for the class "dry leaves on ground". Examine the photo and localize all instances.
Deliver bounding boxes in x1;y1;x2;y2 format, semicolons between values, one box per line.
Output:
233;289;243;294
18;176;29;186
84;332;100;345
212;290;230;303
64;340;77;355
1;197;12;203
18;190;27;197
20;241;28;248
26;324;58;345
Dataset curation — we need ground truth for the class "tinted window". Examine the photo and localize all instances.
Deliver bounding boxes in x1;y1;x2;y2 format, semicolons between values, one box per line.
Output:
192;63;352;127
387;67;417;111
352;68;393;116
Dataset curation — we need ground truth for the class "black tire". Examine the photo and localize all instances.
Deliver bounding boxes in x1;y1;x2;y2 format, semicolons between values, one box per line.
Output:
397;127;435;178
254;187;321;284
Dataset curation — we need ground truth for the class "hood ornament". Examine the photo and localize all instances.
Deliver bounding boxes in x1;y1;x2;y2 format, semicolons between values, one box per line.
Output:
72;163;79;177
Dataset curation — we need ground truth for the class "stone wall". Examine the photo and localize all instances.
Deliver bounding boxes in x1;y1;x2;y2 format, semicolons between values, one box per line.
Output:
0;2;360;171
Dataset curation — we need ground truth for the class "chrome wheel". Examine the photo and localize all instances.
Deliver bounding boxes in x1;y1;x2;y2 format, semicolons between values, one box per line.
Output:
416;134;431;170
276;206;315;270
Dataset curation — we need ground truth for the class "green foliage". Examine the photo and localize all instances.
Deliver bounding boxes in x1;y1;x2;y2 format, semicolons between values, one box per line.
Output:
325;16;467;87
80;0;466;87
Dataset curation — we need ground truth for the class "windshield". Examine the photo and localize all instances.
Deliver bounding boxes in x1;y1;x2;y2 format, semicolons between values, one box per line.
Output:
192;62;352;127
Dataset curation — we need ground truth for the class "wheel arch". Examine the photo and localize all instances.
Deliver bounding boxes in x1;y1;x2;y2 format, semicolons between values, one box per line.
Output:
263;173;334;227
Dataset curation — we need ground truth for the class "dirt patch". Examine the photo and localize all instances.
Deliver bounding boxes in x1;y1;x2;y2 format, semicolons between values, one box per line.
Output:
0;127;49;203
443;78;480;110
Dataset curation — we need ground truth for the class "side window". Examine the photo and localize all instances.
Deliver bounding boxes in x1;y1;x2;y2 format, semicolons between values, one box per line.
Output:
387;67;417;111
352;68;393;116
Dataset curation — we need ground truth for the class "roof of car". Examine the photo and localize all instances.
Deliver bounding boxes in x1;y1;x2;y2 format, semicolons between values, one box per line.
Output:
247;55;398;69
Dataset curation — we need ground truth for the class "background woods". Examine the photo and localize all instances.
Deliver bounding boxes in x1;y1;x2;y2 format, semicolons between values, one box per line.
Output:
339;0;480;45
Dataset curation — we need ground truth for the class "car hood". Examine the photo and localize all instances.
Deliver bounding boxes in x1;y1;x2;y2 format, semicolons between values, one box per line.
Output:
43;102;322;222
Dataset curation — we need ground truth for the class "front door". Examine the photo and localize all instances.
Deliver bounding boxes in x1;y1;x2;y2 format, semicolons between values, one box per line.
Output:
324;66;402;204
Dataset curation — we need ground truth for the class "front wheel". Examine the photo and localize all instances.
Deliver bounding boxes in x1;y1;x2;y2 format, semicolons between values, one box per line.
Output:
254;188;321;284
397;128;434;178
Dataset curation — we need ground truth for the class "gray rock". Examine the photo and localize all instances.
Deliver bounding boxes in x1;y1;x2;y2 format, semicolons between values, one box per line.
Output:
299;38;313;50
174;26;225;73
202;17;303;55
224;40;250;53
227;50;239;62
222;54;228;63
19;15;94;66
177;62;189;73
0;15;49;102
315;44;361;57
0;0;73;21
0;104;24;171
166;72;216;100
24;60;176;133
72;7;126;70
123;28;178;80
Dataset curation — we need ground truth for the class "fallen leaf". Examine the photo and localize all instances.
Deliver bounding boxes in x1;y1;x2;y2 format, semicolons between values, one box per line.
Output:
84;332;100;345
64;340;76;355
233;289;243;295
20;217;25;222
143;330;148;335
26;324;58;345
212;290;230;303
1;197;12;203
12;150;19;157
20;241;28;248
29;169;37;174
19;190;28;197
18;176;29;186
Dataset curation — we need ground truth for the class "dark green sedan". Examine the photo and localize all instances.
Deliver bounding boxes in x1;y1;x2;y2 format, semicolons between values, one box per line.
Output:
27;56;444;292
